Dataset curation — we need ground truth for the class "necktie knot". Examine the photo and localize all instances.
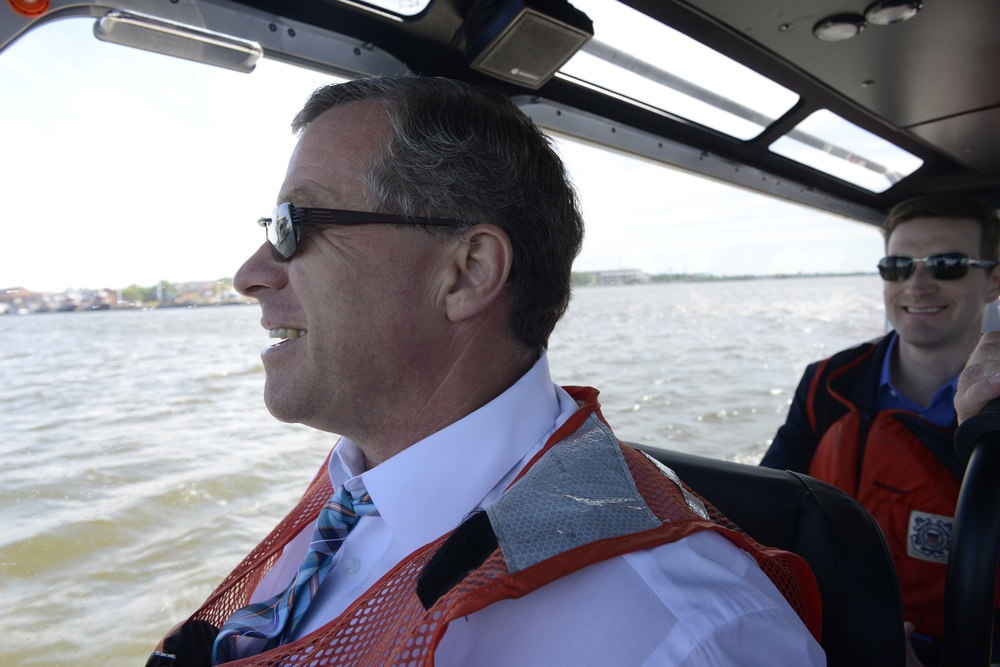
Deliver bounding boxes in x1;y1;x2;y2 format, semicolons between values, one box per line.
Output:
312;486;377;555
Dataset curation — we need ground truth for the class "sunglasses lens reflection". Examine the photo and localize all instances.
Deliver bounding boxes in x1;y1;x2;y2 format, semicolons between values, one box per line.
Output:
926;255;966;279
262;208;296;260
878;254;970;281
878;257;911;281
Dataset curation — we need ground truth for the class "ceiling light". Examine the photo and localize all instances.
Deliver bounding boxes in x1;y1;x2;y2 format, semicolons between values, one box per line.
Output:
813;14;866;41
93;10;262;73
864;1;922;25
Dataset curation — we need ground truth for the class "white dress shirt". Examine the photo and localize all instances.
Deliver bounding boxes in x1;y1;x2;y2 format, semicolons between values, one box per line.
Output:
241;353;826;666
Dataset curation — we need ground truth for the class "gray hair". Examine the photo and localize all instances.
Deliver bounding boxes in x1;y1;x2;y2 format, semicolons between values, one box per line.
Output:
292;76;584;350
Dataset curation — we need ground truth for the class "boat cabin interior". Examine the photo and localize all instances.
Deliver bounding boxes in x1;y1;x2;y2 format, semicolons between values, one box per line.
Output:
4;0;997;220
3;0;998;665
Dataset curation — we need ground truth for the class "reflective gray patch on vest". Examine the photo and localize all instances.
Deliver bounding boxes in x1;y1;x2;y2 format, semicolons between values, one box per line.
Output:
486;413;661;573
639;451;709;520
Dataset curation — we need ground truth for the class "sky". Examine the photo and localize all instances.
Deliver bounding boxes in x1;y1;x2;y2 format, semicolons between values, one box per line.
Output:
0;16;886;293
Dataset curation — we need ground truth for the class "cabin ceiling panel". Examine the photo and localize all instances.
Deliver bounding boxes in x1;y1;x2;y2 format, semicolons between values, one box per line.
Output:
908;106;1000;172
681;0;1000;130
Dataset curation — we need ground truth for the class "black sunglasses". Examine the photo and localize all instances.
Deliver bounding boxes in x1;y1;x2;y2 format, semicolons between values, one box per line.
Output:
258;202;468;260
877;252;998;281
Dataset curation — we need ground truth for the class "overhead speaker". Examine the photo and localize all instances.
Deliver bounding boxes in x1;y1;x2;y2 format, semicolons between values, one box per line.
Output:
466;0;593;90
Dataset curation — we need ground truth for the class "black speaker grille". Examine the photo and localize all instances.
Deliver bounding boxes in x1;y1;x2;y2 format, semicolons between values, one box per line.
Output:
471;9;590;88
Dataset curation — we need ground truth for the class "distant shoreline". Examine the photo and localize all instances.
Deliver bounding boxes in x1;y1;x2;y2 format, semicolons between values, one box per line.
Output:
0;300;255;316
572;270;876;286
3;272;877;315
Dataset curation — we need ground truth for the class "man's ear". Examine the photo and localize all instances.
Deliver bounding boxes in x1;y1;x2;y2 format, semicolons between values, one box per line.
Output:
444;224;513;323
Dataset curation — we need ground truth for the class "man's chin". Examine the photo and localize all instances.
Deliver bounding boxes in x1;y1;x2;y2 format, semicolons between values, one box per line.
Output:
262;385;301;424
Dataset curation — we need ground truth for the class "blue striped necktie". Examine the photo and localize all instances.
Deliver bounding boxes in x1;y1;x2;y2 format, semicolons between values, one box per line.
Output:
211;485;377;665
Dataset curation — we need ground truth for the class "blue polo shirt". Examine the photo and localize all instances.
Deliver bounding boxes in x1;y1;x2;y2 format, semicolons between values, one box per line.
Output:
875;332;959;428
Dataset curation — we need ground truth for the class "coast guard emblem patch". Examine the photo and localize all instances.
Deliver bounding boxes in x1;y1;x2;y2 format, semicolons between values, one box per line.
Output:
907;510;953;563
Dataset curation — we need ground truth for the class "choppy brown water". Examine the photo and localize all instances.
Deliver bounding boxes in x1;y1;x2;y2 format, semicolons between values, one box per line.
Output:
0;275;885;666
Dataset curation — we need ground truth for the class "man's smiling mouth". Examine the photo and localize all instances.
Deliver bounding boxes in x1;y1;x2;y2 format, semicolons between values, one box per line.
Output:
269;328;307;341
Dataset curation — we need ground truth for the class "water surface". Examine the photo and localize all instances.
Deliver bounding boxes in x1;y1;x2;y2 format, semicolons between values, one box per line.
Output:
0;275;885;665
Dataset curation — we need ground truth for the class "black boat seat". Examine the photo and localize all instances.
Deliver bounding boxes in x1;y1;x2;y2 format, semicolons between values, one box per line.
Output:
631;443;906;667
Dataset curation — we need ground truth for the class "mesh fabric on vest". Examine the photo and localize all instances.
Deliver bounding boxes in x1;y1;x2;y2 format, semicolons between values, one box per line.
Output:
178;421;822;665
207;538;511;666
622;445;821;637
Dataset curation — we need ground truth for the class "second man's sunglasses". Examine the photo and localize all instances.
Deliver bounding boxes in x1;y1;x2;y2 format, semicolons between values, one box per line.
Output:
877;253;998;282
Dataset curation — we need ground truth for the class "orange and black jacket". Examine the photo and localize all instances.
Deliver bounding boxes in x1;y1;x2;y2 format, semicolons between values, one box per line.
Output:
760;334;975;642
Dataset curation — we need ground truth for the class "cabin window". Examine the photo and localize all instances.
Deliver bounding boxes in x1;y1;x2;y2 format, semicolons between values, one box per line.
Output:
0;17;338;294
551;135;884;279
558;0;799;140
768;110;924;193
2;16;883;297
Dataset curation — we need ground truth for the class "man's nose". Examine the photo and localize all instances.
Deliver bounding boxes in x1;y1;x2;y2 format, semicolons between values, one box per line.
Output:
904;261;938;291
233;242;288;297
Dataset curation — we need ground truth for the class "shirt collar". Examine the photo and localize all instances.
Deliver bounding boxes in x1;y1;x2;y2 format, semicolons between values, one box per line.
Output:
877;331;959;427
329;352;576;554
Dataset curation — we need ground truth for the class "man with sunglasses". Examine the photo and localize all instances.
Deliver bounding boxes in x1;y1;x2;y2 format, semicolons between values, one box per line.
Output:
761;194;1000;665
148;76;823;667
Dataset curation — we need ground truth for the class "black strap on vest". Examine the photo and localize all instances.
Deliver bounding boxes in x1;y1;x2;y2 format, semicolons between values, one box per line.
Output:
145;620;219;667
416;509;498;610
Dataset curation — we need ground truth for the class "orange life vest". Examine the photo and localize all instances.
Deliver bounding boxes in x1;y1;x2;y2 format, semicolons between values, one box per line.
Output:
804;339;998;639
162;387;821;666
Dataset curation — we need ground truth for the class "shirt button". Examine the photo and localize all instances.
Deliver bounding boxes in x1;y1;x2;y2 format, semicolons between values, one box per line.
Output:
342;558;360;575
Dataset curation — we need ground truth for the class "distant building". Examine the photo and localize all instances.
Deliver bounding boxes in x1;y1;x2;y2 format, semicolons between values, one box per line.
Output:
0;287;45;314
3;279;253;314
575;269;649;286
1;287;124;313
